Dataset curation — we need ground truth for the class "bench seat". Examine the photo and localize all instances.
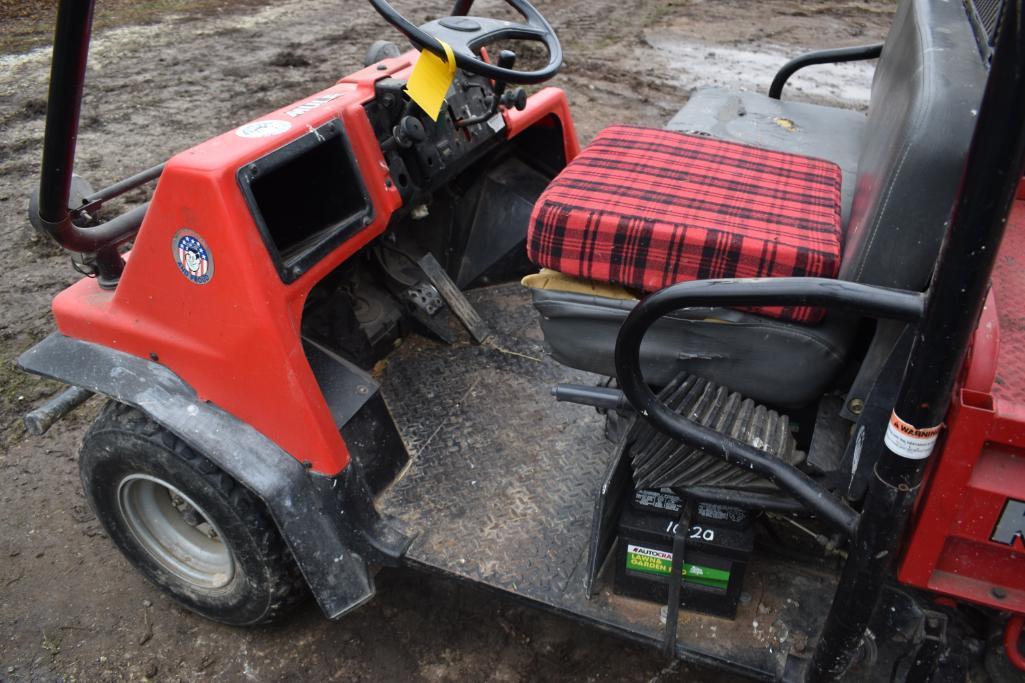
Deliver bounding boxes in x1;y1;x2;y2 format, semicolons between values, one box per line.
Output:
667;88;866;225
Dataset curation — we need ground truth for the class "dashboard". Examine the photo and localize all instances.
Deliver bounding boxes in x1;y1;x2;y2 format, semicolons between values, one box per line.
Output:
236;69;506;283
363;70;507;206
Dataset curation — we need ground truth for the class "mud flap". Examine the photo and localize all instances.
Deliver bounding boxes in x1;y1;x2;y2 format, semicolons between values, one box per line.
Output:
18;333;400;619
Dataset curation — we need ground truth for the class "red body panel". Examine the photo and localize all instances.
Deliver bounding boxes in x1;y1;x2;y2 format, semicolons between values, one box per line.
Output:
899;198;1025;614
52;52;579;475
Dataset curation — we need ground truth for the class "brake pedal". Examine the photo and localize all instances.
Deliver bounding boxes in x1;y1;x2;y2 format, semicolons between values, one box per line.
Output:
415;252;491;344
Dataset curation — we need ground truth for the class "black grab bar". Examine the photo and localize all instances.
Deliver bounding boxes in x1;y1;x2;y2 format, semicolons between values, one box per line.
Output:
769;42;884;99
612;277;925;538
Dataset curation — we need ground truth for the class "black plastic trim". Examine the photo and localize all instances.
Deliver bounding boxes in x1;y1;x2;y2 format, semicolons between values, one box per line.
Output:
236;118;374;284
17;333;408;619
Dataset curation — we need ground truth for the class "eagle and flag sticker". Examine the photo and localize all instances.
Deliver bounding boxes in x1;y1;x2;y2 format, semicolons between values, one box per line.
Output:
172;229;214;284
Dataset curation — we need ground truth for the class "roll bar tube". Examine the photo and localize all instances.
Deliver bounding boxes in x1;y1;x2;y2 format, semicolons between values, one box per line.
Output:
36;0;145;264
810;0;1025;674
613;277;925;538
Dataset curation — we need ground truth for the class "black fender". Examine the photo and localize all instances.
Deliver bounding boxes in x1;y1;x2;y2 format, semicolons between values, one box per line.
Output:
18;333;410;619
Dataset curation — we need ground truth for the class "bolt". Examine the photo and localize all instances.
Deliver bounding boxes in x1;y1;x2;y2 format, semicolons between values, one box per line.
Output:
181;506;202;528
356;385;369;395
302;460;313;470
377;63;388;71
149;352;159;362
992;586;1007;600
848;398;865;415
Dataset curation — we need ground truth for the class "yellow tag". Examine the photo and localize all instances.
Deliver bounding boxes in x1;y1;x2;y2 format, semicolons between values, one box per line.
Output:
404;41;456;121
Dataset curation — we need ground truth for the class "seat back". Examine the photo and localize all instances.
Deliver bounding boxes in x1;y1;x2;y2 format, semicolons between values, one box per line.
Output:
840;0;989;289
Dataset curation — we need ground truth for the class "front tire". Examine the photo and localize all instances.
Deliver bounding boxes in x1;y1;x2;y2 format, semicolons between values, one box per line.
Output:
79;401;305;625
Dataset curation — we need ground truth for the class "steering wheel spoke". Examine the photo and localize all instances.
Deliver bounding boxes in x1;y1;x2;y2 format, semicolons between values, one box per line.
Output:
368;0;562;84
425;16;548;60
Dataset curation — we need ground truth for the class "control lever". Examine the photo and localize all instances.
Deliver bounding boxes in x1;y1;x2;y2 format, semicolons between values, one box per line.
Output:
500;88;527;111
392;115;427;148
493;50;516;103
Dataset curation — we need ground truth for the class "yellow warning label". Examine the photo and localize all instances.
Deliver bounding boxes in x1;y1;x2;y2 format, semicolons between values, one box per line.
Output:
404;41;456;121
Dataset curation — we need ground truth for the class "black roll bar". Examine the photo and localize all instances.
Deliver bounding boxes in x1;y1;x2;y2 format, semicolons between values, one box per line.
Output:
36;0;92;242
35;0;155;286
768;42;884;100
809;0;1025;676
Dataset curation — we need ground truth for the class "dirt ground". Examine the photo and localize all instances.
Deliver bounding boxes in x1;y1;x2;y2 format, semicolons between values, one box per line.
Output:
0;1;893;680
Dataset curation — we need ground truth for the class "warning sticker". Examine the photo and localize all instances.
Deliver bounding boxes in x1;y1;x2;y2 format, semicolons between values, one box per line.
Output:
625;544;730;590
883;412;941;460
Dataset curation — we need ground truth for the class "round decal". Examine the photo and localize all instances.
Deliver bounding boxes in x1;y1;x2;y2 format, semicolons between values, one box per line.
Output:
172;229;214;285
235;119;291;138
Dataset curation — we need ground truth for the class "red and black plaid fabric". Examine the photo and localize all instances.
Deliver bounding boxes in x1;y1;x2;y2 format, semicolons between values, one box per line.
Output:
527;125;843;323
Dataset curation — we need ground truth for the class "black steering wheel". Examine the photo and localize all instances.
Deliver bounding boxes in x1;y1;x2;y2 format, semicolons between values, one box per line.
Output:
367;0;563;85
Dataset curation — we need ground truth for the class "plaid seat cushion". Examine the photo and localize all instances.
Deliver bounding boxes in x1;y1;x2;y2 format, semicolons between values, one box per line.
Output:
527;125;843;323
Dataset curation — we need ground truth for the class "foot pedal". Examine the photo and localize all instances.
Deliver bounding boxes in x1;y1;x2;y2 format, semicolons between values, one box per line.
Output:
416;252;491;344
630;373;801;490
402;281;457;344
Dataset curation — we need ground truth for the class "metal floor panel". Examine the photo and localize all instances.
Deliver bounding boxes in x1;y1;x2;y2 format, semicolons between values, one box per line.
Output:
376;284;835;680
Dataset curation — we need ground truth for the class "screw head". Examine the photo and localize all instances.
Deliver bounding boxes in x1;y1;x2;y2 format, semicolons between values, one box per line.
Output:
848;398;865;415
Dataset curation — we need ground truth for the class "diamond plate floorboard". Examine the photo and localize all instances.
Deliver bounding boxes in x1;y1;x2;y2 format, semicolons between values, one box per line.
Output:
376;283;835;680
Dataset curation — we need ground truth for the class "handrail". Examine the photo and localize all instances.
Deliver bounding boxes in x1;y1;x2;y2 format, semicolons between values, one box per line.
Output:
612;277;925;538
769;42;884;99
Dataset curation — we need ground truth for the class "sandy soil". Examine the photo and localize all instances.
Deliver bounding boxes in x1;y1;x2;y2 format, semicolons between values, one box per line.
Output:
0;1;892;680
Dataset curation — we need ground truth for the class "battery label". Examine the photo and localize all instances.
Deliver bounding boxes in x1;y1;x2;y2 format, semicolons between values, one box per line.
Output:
625;544;730;590
634;489;682;513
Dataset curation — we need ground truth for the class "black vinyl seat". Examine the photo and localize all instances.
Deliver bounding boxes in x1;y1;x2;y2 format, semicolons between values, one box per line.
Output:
666;92;866;226
528;0;988;409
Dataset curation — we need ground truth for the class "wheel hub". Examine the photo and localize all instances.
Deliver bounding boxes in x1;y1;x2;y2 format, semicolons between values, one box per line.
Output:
117;474;235;589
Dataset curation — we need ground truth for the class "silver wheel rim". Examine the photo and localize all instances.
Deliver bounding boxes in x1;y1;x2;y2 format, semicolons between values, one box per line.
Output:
117;474;235;589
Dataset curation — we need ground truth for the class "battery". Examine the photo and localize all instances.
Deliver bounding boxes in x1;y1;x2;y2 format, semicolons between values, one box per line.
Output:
613;490;754;619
